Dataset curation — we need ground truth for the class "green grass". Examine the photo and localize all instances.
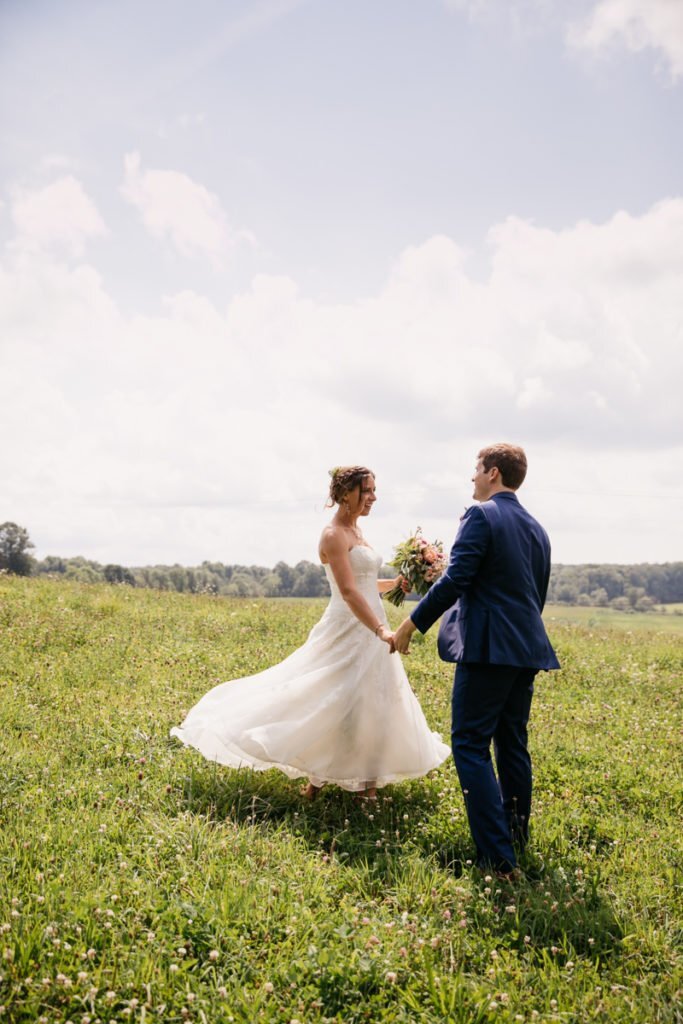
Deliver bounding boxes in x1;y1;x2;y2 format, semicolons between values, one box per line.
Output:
1;576;682;1023
544;603;683;634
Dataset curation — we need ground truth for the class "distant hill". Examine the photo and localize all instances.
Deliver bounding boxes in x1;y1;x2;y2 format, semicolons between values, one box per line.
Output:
31;555;683;609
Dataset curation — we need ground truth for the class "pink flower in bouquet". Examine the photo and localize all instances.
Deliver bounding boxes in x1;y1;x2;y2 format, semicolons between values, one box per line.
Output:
385;528;446;606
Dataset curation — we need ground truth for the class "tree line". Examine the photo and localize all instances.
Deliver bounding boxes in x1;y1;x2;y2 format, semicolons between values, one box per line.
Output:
2;521;682;608
545;562;683;611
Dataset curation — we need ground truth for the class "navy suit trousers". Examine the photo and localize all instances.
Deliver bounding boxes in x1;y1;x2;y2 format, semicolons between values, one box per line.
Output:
451;663;536;872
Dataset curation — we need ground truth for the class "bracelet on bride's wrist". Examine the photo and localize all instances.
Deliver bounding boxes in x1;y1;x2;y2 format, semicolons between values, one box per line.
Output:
374;623;383;636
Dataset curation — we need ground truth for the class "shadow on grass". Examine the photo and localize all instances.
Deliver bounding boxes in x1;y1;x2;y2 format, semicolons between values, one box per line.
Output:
170;760;625;963
174;759;462;866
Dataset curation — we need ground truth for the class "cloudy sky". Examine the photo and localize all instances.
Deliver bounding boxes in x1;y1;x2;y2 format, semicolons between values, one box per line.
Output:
1;0;682;569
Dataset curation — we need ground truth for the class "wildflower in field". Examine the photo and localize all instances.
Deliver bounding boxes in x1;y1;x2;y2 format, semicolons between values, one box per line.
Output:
263;982;274;993
218;986;228;998
442;909;451;920
169;964;179;973
385;971;398;984
87;948;96;959
208;949;219;961
105;990;117;1002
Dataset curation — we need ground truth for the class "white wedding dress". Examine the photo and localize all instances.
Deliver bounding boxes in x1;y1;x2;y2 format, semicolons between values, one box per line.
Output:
170;546;450;792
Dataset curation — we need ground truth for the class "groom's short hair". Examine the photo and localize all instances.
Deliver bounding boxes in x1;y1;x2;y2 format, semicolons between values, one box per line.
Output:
478;443;527;489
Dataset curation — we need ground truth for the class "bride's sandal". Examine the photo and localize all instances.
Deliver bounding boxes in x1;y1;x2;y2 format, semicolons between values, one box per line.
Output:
301;782;321;801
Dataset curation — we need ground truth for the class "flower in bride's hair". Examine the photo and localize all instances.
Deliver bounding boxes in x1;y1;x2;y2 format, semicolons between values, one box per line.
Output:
329;466;340;479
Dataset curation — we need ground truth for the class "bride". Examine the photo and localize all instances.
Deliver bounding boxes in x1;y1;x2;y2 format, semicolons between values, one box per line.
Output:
170;465;450;798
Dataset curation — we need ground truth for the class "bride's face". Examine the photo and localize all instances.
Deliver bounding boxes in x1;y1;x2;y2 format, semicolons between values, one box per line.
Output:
345;474;377;517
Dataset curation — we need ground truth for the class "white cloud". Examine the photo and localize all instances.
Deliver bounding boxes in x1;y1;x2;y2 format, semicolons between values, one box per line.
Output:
568;0;683;80
10;176;107;256
2;196;682;566
444;0;683;78
120;151;255;264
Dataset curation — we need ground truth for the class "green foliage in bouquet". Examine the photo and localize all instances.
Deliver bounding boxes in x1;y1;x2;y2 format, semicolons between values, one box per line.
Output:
385;528;447;606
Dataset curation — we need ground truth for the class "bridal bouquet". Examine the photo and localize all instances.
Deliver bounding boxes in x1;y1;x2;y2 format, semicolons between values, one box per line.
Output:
384;528;447;607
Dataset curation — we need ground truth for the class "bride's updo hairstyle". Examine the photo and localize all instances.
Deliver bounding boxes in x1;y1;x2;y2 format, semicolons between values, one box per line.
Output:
327;465;374;507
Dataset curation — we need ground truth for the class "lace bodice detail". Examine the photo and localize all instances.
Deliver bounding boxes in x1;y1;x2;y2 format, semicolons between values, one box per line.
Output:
323;545;383;593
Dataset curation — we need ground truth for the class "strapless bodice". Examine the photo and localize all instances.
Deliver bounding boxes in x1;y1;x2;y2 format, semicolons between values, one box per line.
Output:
323;545;382;586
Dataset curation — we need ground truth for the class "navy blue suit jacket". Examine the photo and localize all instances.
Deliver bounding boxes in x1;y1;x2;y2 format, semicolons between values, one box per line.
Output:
410;492;560;670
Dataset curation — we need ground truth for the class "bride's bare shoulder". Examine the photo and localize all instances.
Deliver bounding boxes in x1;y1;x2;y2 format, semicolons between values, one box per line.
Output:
318;523;347;563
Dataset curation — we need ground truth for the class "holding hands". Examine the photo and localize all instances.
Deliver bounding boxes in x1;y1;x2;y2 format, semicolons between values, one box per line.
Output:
393;616;416;655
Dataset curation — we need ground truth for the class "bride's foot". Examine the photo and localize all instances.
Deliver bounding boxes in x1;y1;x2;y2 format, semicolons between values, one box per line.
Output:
301;782;321;801
353;786;377;802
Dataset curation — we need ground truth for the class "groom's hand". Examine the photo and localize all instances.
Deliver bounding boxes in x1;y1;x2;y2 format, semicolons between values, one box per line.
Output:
393;617;416;654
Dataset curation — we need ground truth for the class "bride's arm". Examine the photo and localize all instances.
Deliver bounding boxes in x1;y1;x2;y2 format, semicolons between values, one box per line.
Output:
377;576;407;595
321;530;393;644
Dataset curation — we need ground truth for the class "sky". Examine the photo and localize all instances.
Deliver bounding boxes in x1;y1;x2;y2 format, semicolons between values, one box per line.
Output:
1;0;682;569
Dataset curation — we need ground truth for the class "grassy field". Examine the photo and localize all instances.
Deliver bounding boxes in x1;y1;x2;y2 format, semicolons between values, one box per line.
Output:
543;603;683;634
1;576;682;1023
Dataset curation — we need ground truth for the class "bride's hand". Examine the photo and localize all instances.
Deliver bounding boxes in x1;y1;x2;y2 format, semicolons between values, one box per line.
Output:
376;625;395;649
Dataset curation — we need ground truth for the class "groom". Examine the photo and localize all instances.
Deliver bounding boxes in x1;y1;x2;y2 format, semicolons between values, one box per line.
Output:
393;443;560;876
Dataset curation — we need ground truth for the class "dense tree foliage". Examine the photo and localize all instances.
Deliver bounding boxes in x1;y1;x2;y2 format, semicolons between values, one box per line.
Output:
33;555;334;597
27;552;683;608
546;563;683;610
0;516;674;609
0;522;35;576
